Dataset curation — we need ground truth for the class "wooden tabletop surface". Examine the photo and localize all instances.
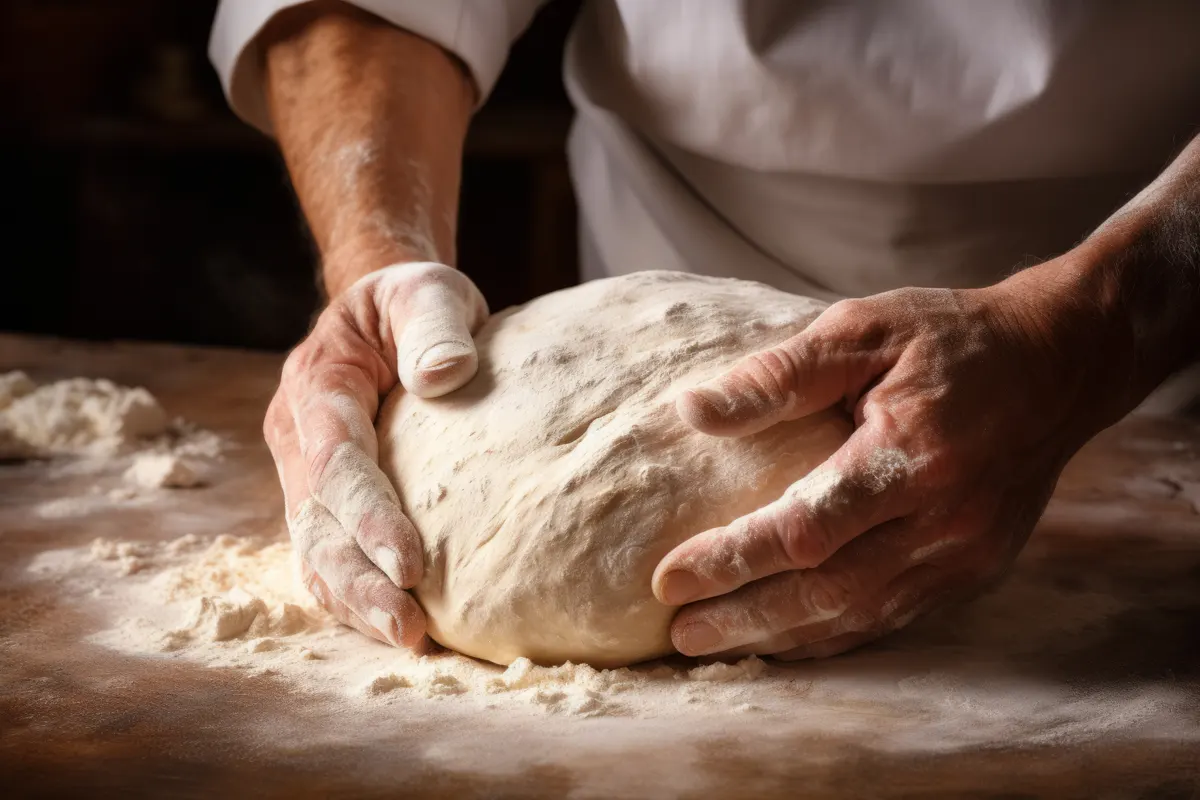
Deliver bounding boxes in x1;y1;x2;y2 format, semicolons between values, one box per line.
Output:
1;333;1198;799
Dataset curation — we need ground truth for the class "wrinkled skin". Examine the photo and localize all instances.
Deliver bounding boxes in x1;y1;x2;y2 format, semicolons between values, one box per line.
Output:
264;262;487;647
653;268;1116;659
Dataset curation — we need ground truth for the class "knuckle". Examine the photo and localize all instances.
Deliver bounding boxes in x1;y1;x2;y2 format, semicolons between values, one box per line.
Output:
281;343;316;384
799;573;851;618
306;440;350;500
917;444;958;488
816;297;892;350
818;298;863;330
262;394;287;444
841;607;879;634
739;347;798;405
386;262;466;300
345;571;375;603
387;264;488;336
395;260;451;285
880;608;915;634
287;501;326;556
303;573;334;612
774;509;833;569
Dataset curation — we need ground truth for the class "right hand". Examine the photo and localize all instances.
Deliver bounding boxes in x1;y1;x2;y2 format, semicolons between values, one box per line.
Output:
264;262;488;648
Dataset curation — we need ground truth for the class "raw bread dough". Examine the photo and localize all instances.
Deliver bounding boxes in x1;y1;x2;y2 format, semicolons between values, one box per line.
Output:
378;271;851;667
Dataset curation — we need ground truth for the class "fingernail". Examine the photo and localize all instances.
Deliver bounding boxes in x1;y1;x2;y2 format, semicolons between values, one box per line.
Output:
417;342;472;374
373;546;403;587
367;607;403;647
659;570;702;605
676;621;723;655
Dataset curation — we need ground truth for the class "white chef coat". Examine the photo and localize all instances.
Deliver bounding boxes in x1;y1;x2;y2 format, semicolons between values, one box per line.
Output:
210;1;1200;301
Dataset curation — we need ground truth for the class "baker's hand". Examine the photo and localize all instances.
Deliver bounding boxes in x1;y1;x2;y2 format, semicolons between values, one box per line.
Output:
653;274;1111;659
265;262;488;648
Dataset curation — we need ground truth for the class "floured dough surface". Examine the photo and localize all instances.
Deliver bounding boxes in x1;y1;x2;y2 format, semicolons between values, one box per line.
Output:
378;271;851;667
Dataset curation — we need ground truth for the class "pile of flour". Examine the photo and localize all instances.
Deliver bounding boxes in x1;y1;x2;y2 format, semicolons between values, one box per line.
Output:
0;372;223;510
0;371;168;459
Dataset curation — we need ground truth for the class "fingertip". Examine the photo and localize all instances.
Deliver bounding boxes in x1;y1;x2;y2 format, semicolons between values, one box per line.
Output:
362;607;400;648
365;597;426;649
655;569;702;606
676;386;731;434
672;620;724;656
677;379;780;438
393;596;428;648
372;546;404;588
650;554;673;603
416;340;476;387
651;539;697;602
360;504;425;588
653;524;761;604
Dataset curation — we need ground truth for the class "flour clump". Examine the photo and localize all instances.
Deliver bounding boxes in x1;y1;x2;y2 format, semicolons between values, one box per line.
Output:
378;271;851;667
0;373;168;459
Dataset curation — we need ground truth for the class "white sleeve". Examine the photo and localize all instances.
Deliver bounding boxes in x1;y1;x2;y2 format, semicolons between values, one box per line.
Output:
209;0;550;134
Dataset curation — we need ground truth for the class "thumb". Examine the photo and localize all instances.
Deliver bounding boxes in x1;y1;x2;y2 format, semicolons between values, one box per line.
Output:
677;302;888;438
383;262;489;399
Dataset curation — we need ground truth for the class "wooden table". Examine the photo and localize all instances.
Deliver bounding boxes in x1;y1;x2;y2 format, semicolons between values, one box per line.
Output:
2;333;1199;799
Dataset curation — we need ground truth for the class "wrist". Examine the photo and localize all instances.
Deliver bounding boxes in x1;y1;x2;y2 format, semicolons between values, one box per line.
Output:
323;235;443;298
981;244;1137;437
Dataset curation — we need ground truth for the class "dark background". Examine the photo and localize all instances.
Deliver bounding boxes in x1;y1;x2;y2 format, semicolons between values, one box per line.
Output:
0;0;582;350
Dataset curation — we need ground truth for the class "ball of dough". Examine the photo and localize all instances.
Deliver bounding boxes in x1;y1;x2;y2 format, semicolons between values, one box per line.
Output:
378;271;851;667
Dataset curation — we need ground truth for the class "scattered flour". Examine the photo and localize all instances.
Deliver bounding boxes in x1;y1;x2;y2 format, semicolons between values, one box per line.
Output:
55;533;776;719
124;452;205;489
14;515;1199;744
0;372;226;513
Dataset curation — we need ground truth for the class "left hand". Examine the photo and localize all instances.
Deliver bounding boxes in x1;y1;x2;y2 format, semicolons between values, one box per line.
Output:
652;272;1114;660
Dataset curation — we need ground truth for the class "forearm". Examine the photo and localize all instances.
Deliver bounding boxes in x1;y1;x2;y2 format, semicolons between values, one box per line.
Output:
261;1;474;297
994;132;1200;428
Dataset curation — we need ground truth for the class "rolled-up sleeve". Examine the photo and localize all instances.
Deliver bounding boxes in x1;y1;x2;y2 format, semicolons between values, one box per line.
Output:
209;0;549;134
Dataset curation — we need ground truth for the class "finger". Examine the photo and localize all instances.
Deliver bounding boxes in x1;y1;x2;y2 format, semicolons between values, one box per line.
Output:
720;563;959;659
770;594;933;661
288;364;423;590
654;426;918;605
267;391;401;647
263;392;310;518
676;300;893;438
269;386;421;600
712;611;869;658
872;561;964;633
380;262;489;399
774;630;879;660
668;518;938;656
307;564;435;655
291;498;426;648
301;560;401;647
